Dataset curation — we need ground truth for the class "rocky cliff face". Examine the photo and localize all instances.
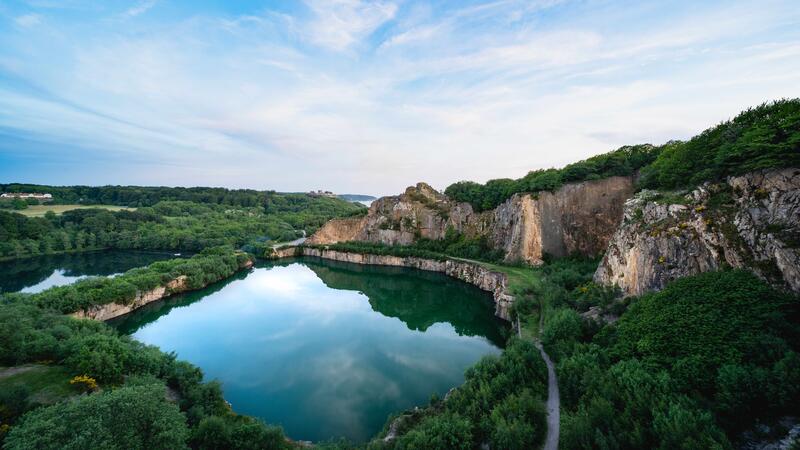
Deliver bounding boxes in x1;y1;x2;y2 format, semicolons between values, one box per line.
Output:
307;182;474;246
308;177;634;264
272;246;514;320
595;168;800;296
485;176;634;262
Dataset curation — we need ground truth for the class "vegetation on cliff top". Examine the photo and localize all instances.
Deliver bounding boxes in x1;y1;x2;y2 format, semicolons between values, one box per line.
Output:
446;99;800;211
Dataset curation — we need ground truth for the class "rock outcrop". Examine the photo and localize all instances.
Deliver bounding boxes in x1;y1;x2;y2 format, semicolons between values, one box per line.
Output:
485;176;634;262
307;182;473;246
71;258;255;321
308;177;634;264
269;246;514;320
595;168;800;296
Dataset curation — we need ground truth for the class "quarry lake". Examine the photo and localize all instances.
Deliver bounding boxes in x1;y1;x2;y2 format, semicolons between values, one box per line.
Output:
110;257;506;442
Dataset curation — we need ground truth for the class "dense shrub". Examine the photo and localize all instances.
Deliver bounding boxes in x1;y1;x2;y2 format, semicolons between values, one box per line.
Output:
4;384;189;450
547;270;800;447
389;340;548;449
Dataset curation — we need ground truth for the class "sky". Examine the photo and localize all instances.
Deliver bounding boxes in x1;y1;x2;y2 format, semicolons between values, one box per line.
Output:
0;0;798;196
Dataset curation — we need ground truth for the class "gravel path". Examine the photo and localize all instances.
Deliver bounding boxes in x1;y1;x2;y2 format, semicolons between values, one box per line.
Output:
536;340;560;450
0;364;42;380
519;315;560;450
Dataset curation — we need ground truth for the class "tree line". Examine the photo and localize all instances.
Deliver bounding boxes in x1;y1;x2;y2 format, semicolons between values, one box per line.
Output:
445;98;800;212
0;197;363;260
0;185;271;208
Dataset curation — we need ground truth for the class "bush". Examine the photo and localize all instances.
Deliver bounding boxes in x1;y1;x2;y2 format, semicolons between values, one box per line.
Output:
4;384;189;450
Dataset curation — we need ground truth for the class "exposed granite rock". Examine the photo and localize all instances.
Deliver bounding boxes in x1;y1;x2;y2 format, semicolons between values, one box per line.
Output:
308;177;634;264
306;216;367;245
308;182;475;246
71;258;255;321
485;176;634;262
595;168;800;296
270;246;514;320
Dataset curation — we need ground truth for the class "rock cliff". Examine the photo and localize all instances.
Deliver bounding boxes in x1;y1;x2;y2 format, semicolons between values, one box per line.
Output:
485;176;634;262
595;168;800;296
308;177;634;264
269;246;514;320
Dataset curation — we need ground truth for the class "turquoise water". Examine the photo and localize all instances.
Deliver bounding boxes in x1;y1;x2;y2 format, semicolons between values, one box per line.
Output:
111;257;506;442
0;250;181;294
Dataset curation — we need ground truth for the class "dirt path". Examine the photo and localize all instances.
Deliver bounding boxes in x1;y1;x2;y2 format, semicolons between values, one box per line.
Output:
0;364;42;380
518;315;560;450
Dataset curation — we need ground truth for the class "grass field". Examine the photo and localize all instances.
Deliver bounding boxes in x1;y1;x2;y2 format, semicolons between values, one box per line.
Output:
15;204;134;217
0;364;79;406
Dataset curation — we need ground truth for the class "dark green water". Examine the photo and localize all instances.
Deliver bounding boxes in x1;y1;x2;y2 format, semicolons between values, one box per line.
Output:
0;250;181;294
111;257;506;442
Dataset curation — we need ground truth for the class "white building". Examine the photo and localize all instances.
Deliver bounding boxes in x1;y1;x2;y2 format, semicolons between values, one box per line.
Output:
1;192;53;200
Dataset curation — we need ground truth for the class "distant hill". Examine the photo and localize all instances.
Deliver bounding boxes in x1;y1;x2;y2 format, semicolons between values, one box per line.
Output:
338;194;377;202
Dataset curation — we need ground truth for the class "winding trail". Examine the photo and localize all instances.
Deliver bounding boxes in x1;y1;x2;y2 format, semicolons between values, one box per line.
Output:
519;315;560;450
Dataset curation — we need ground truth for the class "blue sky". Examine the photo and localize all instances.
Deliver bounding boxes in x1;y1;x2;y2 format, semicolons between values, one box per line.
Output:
0;0;798;195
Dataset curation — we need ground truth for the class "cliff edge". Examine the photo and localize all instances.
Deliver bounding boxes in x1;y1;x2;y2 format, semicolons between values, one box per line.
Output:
308;177;634;264
595;168;800;296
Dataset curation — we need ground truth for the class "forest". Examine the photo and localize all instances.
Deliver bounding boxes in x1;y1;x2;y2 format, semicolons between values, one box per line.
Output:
0;185;273;208
445;99;800;211
0;196;363;260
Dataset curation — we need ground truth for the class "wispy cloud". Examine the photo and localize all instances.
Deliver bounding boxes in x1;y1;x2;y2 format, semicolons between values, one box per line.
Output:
122;0;156;18
0;0;798;193
303;0;398;51
14;14;41;27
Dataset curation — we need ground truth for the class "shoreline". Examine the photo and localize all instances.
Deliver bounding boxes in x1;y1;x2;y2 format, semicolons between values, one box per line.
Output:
268;246;515;321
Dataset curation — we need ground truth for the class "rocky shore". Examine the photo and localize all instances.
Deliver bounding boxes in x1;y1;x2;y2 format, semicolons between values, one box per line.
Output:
269;246;515;320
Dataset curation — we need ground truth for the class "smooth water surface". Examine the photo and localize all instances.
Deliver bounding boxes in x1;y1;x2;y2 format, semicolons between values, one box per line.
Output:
0;250;181;294
112;257;506;442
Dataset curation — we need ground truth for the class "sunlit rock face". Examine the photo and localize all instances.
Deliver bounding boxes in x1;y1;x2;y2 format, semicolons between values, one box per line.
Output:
484;176;634;263
308;177;634;265
595;168;800;296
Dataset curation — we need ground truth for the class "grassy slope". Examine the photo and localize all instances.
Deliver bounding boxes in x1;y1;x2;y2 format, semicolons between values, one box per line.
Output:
0;365;79;406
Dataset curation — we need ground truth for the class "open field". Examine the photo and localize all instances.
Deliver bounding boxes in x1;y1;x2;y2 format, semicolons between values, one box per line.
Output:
15;204;135;217
0;364;79;406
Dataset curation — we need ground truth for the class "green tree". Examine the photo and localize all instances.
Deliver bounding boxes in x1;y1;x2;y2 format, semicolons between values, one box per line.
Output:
4;384;189;450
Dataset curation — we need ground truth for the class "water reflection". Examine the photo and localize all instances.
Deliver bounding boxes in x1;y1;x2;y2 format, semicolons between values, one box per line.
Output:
111;257;506;442
0;250;181;294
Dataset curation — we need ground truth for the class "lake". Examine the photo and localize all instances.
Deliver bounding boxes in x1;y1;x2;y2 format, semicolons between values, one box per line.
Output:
111;257;506;442
0;250;181;294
